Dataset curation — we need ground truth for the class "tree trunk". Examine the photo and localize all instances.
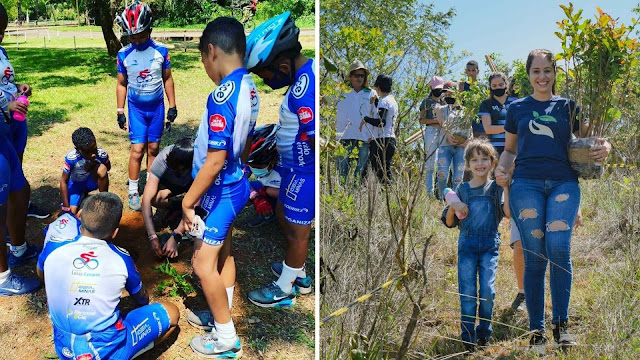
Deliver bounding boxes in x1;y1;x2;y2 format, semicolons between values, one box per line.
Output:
93;0;122;56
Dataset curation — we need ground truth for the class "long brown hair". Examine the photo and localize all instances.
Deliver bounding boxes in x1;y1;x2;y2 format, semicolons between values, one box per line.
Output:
526;49;557;95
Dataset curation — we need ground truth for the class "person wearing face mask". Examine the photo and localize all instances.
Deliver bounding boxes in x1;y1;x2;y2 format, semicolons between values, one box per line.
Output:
478;72;513;155
245;12;315;308
115;0;177;211
435;81;467;199
419;76;446;197
245;124;282;228
141;137;194;259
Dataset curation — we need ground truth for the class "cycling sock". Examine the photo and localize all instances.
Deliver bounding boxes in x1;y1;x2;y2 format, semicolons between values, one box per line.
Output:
128;179;139;194
9;242;27;257
282;260;307;278
0;269;9;282
226;285;234;310
276;262;302;294
214;319;236;342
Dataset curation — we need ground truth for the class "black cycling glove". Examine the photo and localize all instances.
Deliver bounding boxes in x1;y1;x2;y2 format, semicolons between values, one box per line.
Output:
166;106;177;131
117;113;126;130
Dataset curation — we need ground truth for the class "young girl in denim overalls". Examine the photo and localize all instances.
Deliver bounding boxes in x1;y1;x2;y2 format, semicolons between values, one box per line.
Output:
442;138;511;351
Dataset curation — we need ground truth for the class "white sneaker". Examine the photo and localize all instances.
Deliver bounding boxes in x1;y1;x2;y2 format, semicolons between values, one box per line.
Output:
190;329;243;358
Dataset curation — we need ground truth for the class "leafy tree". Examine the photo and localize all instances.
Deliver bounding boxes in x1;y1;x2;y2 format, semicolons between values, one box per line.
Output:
320;0;458;142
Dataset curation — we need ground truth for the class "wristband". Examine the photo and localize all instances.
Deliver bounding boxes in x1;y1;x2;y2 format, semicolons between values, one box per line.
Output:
148;234;158;241
61;206;71;212
117;107;125;113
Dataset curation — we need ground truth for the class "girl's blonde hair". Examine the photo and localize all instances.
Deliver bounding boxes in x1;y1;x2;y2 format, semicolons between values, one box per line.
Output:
464;138;498;169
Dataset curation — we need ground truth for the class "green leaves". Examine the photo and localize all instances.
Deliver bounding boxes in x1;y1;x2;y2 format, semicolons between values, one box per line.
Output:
556;2;639;136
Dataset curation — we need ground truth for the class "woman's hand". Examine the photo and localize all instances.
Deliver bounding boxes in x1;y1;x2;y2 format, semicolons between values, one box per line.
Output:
163;236;179;258
495;166;510;187
589;138;611;162
450;201;469;218
446;133;458;146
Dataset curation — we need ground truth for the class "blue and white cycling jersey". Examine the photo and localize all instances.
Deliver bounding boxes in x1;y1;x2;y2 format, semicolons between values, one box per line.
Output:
0;46;18;108
37;235;144;334
0;46;18;136
63;148;110;182
277;58;315;174
116;40;170;106
43;213;81;246
192;67;258;186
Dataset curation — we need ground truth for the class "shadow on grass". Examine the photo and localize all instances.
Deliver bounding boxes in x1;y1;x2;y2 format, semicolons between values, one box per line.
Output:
27;103;71;137
9;48;116;85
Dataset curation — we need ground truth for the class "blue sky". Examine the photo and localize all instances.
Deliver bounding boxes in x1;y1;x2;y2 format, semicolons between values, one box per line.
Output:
430;0;638;75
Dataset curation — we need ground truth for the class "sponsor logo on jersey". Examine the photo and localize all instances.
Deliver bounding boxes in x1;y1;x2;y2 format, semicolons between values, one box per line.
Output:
250;88;258;107
56;218;69;230
66;309;96;320
69;282;97;293
76;353;93;360
209;139;227;147
2;66;14;85
213;81;235;104
0;184;7;194
62;348;74;358
74;297;91;306
297;107;313;124
73;251;99;269
63;163;71;172
209;114;227;132
131;318;152;346
291;73;309;99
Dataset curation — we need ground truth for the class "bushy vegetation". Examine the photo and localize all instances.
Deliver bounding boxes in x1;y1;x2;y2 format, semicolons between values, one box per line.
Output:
320;3;640;359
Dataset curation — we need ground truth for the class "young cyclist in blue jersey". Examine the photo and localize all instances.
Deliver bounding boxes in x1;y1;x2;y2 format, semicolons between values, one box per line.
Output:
60;127;111;215
37;192;179;360
115;0;177;211
0;4;44;271
245;12;314;307
181;17;258;358
43;211;81;246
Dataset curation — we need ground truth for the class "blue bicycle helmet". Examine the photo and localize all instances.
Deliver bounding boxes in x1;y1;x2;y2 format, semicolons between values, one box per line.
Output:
245;12;301;72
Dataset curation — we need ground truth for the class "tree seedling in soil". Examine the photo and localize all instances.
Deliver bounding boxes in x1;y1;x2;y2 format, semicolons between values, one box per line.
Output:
154;261;197;298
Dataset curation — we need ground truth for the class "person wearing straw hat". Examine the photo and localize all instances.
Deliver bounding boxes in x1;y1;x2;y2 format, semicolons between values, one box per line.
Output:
336;60;377;185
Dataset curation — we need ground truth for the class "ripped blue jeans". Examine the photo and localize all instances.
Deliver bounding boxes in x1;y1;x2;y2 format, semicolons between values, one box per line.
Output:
509;178;580;332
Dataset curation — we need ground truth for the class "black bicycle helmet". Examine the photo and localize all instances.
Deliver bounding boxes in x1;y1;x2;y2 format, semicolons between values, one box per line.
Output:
247;124;278;166
115;0;153;36
245;12;301;72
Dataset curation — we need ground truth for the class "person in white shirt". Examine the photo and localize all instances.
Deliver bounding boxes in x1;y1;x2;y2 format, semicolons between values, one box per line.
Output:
336;60;377;185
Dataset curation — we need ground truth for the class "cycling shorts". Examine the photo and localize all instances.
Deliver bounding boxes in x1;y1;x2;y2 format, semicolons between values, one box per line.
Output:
127;100;165;145
279;170;315;226
53;303;171;360
67;177;99;207
9;117;27;154
199;178;250;246
0;134;26;199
